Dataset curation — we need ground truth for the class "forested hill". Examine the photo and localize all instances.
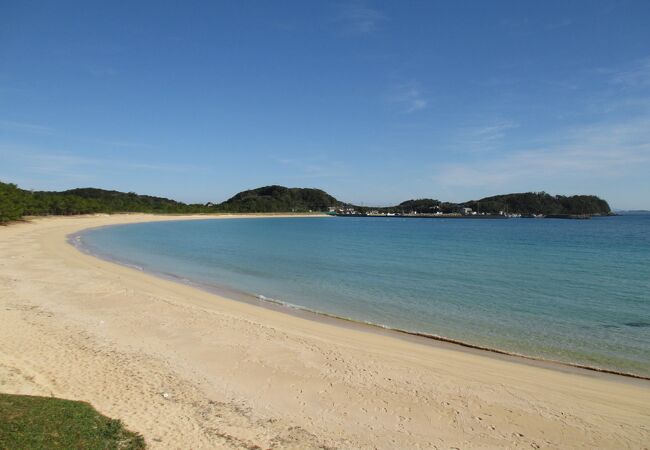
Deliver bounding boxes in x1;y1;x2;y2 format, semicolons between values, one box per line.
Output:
0;181;340;223
462;192;611;216
220;185;339;212
62;188;194;212
361;192;611;216
1;180;611;223
0;182;206;222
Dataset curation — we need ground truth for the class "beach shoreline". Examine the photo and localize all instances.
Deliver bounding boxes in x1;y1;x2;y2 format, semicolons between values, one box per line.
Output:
1;214;649;449
71;222;650;382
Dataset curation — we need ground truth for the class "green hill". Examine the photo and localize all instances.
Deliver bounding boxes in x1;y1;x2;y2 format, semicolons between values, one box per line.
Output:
396;199;442;213
0;181;206;222
0;181;340;222
220;185;340;212
461;192;611;215
60;187;198;213
358;192;611;216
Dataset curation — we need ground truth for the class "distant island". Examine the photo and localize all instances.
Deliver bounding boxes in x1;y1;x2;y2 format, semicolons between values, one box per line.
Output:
0;180;611;224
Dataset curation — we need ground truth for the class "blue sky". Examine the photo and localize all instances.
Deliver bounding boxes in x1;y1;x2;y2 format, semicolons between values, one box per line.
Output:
1;1;649;208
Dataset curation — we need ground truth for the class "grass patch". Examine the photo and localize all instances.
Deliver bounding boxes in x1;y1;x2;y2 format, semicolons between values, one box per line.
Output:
0;393;145;449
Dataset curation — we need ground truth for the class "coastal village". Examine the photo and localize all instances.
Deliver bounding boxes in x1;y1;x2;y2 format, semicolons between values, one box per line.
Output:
330;205;524;218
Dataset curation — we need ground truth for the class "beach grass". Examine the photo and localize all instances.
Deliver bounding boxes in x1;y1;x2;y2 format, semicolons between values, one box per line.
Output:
0;393;145;449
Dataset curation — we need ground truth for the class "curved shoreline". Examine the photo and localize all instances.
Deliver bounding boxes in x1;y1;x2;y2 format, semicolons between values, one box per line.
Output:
3;213;650;449
69;219;650;382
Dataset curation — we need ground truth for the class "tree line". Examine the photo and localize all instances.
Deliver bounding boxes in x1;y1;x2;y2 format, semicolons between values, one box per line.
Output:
0;181;209;223
0;182;339;223
1;181;611;224
351;192;611;216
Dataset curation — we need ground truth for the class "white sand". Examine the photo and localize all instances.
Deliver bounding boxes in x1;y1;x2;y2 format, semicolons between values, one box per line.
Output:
1;214;648;449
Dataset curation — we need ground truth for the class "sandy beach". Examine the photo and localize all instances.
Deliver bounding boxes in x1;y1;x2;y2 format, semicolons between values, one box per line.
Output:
1;214;648;449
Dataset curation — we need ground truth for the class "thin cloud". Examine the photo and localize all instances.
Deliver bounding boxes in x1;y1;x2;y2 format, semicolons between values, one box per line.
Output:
434;117;650;188
332;2;385;36
0;120;55;134
0;118;154;150
473;121;517;137
0;146;202;176
609;57;650;87
459;120;518;150
387;82;428;114
92;139;155;150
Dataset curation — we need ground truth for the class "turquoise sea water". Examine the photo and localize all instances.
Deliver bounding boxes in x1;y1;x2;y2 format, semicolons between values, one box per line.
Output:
79;215;650;377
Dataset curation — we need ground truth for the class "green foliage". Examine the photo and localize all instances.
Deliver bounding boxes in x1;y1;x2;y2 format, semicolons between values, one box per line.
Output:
0;182;26;222
57;188;203;214
0;181;217;223
0;181;340;222
0;180;611;223
0;393;145;449
461;192;611;215
396;199;441;213
220;185;339;212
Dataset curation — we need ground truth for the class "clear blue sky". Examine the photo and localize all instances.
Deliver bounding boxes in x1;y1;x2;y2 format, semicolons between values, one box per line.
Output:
2;1;649;208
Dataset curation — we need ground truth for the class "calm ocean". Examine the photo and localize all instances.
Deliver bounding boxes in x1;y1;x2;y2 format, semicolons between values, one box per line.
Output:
78;215;650;377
